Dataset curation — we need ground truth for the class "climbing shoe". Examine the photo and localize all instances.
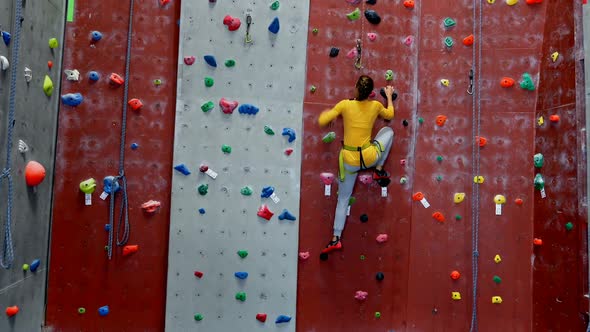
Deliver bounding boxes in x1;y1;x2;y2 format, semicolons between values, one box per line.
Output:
321;237;342;254
373;169;391;187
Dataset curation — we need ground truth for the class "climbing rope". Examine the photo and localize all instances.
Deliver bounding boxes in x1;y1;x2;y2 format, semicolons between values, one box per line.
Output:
0;0;23;269
107;0;134;259
469;0;483;331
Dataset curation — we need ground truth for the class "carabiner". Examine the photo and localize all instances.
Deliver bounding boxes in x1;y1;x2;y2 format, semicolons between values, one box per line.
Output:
354;39;362;69
245;14;253;44
467;68;474;95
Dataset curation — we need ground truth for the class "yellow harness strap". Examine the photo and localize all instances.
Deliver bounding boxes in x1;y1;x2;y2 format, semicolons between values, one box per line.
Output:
338;141;384;182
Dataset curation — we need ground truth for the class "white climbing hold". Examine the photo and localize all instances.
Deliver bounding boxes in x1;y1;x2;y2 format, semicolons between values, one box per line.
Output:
18;140;28;154
0;56;9;70
24;67;32;83
64;69;80;81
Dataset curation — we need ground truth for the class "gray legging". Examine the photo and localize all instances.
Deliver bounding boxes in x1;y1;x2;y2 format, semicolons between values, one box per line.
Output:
333;127;394;237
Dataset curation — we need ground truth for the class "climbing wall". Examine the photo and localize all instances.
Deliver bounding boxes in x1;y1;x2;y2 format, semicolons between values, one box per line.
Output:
45;1;180;330
165;1;309;330
299;0;586;331
0;1;65;331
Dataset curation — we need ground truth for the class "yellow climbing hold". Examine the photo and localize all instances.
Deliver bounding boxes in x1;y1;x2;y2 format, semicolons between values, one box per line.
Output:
440;79;450;87
473;176;484;184
493;195;506;204
487;0;496;3
506;0;518;5
454;193;465;204
551;51;559;62
494;254;502;263
492;296;503;304
452;292;462;300
43;75;54;97
537;116;544;126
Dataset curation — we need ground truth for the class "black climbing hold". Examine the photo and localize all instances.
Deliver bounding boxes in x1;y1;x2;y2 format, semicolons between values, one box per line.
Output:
380;88;398;101
402;119;409;127
366;0;377;4
319;253;329;261
364;10;381;25
376;272;384;281
360;214;369;223
329;47;340;58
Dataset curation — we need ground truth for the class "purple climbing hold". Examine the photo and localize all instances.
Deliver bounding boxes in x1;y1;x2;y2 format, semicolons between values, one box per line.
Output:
282;128;296;143
364;9;381;24
268;17;280;34
174;164;191;175
238;104;259;115
61;93;84;107
278;209;296;221
261;186;275;198
275;315;291;324
234;272;248;279
204;55;217;67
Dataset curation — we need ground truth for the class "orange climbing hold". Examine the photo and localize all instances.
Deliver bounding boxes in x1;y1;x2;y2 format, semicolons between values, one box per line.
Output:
476;136;487;147
403;0;415;8
533;238;543;246
109;73;124;86
432;211;445;222
5;306;18;317
122;245;139;256
435;115;447;126
412;192;424;201
25;161;46;186
47;61;53;69
128;98;143;111
463;34;474;46
450;270;461;280
500;77;515;88
549;115;560;123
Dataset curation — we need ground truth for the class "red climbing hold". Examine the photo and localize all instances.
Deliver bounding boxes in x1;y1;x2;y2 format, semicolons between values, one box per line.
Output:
47;61;53;69
515;198;524;205
463;34;474;46
533;238;543;246
122;245;139;256
549;115;560;123
257;205;274;221
219;98;238;114
450;270;461;280
284;148;294;156
128;98;143;111
525;0;542;4
256;313;267;323
141;200;161;213
432;211;445;222
25;161;46;186
435;115;447;126
183;56;195;65
412;192;424;201
223;15;241;31
194;271;204;278
403;0;415;8
199;165;209;172
5;306;18;317
109;73;124;86
476;136;487;147
160;0;171;5
500;77;515;88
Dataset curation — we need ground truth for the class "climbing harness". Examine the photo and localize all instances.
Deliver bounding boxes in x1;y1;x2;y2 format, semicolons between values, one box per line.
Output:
245;14;253;44
354;39;362;69
0;0;22;269
338;140;384;182
107;0;135;260
469;0;483;331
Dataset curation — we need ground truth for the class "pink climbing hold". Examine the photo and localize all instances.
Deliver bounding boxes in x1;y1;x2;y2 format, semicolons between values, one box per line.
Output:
376;234;388;243
355;291;368;301
219;98;238;114
257;205;274;221
367;33;377;41
284;148;294;156
183;56;195;65
223;15;241;31
359;174;373;185
369;91;376;98
141;200;161;213
346;48;358;59
404;35;414;46
320;172;335;185
298;252;310;260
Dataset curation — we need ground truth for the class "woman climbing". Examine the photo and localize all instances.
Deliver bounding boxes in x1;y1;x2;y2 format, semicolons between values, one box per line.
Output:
318;75;395;254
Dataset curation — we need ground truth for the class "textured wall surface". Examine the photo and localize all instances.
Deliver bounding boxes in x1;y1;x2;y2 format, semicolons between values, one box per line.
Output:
165;1;309;331
0;0;65;331
45;1;180;330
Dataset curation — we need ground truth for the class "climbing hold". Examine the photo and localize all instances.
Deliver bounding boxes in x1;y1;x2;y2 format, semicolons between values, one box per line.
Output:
355;291;368;301
506;0;518;5
235;292;247;302
364;10;381;24
201;101;214;113
360;214;369;223
380;88;398;101
329;47;340;57
42;75;54;97
319;253;329;261
261;186;275;198
64;69;80;81
278;209;296;221
436;115;447;126
526;0;542;3
198;184;209;195
403;0;415;8
463;34;474;46
443;17;456;28
450;270;460;280
234;271;248;280
418;117;424;124
128;98;143;111
5;306;19;317
174;164;191;175
1;31;10;46
198;208;206;214
455;215;462;221
275;315;291;324
91;31;102;42
566;222;574;231
452;292;461;300
476;136;487;147
312;28;319;35
282;128;296;143
240;186;253;196
194;271;204;278
367;32;377;41
88;71;100;82
98;305;110;316
493;275;502;284
534;173;545;190
346;48;358;59
0;56;8;70
520;72;535;91
533;238;543;246
48;61;53;69
310;85;317;93
494;254;502;263
284;148;294;156
375;312;381;319
131;142;139;150
440;79;450;87
444;37;454;48
515;198;523;205
103;176;121;195
404;35;414;46
551;51;559;62
322;132;336;143
78;308;86;314
204;55;217;67
219;98;238;114
22;263;29;271
141;200;161;213
268;17;280;34
263;125;275;136
432;211;445;222
183;56;196;65
436;175;443;182
436;155;443;162
402;120;409;127
492;296;503;304
256;313;267;322
194;313;204;321
110;73;124;86
454;193;466;203
122;245;138;256
48;37;59;49
25;161;46;186
237;250;248;258
257;205;274;220
221;144;232;154
238;104;259;115
347;8;361;21
494;195;506;204
270;1;280;10
488;0;496;2
358;174;373;185
204;76;214;87
533;153;544;168
385;69;393;81
375;272;384;281
80;178;97;195
400;176;408;184
298;252;310;260
376;234;388;243
549;115;560;123
473;176;485;184
223;15;241;31
30;259;40;272
224;59;236;67
24;67;32;83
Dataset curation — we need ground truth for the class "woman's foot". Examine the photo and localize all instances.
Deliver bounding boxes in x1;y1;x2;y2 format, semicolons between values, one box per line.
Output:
321;236;342;254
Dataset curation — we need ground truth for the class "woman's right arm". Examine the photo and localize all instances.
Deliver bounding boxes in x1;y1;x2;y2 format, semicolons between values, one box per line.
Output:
318;100;346;127
378;86;395;120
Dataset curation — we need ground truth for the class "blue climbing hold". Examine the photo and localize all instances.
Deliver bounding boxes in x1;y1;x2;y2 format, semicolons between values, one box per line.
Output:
282;128;296;142
278;209;296;221
88;71;100;82
174;164;191;175
105;224;111;231
29;259;40;272
261;186;275;198
61;93;84;107
91;31;103;42
234;272;248;279
204;55;217;67
198;208;206;215
98;305;109;317
130;143;139;150
275;315;291;324
103;176;120;194
2;31;10;46
268;17;280;34
238;104;259;115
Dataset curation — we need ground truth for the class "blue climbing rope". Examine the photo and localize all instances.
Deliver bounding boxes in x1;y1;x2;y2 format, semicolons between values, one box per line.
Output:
469;0;483;331
107;0;134;259
0;0;23;269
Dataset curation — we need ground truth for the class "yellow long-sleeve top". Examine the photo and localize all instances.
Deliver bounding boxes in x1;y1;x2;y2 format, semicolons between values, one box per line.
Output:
318;99;394;166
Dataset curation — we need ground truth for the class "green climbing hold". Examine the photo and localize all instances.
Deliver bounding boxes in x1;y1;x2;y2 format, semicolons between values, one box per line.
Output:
322;132;336;143
310;85;317;93
443;17;456;28
444;37;454;48
225;59;236;67
194;313;204;321
48;38;59;49
385;70;393;81
349;196;356;205
418;117;424;124
493;275;502;284
78;308;86;314
154;79;162;86
221;144;232;154
43;75;54;97
312;28;319;35
436;175;443;181
270;1;280;10
400;176;408;184
104;246;109;251
520;72;535;91
455;215;462;221
347;8;361;21
240;186;253;196
565;222;574;231
264;125;275;135
201;101;214;112
436;155;443;162
533;153;544;168
375;312;381;319
235;292;247;302
198;184;209;196
360;255;366;260
204;77;214;87
237;250;249;258
22;264;29;271
534;173;544;190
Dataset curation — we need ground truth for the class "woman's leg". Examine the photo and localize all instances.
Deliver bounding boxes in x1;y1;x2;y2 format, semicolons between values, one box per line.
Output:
373;127;394;169
333;165;359;237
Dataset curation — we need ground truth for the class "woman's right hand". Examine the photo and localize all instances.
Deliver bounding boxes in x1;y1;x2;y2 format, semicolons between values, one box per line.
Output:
384;86;395;97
